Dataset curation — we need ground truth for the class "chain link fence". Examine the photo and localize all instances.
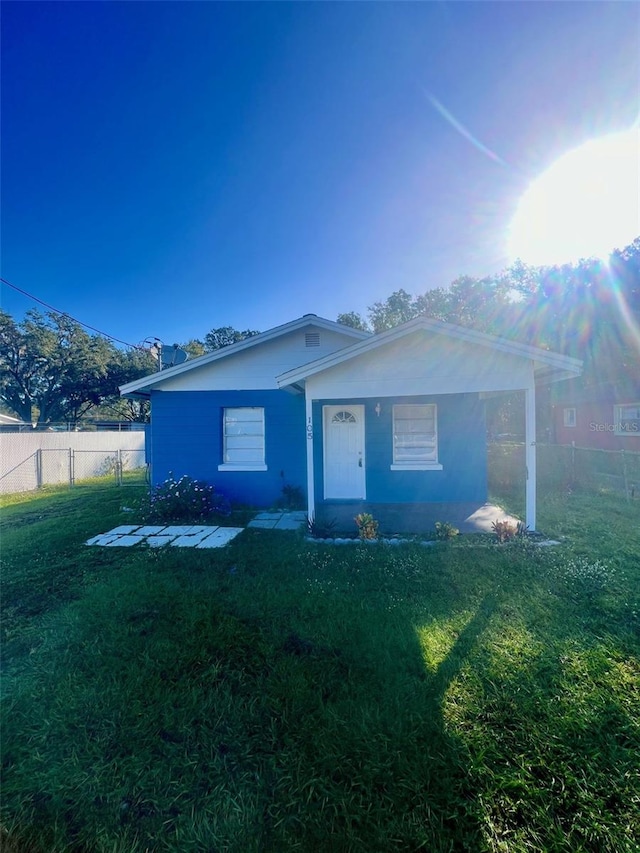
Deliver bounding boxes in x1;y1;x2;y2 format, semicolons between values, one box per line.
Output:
0;433;147;495
489;441;640;500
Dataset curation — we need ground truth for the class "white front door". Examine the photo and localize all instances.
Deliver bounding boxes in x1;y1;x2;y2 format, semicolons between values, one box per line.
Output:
323;405;366;499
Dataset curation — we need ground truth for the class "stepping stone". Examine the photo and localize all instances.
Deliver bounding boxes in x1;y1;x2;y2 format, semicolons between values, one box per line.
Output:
134;525;167;536
146;535;178;547
274;516;304;530
86;533;122;546
105;525;141;535
105;535;146;547
162;525;198;535
170;529;218;547
196;527;243;548
253;513;283;520
247;519;277;528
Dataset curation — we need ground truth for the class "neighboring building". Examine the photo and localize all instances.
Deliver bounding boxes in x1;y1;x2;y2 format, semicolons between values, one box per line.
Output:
551;377;640;451
121;314;581;530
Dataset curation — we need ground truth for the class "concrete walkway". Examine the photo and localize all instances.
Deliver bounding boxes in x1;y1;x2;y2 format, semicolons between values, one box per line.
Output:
85;505;522;549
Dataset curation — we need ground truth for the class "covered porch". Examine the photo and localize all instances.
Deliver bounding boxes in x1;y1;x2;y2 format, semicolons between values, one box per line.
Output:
277;318;582;534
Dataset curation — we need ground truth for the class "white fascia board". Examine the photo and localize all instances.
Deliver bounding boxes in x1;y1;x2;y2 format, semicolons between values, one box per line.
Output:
277;317;582;389
119;315;370;397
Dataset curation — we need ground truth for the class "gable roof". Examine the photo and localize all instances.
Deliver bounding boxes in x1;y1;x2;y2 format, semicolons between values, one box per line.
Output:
120;315;370;398
277;316;583;389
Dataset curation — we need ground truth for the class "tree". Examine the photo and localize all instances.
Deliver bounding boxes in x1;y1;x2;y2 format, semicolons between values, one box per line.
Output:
336;312;370;332
0;310;154;425
367;289;417;332
364;277;516;335
203;326;260;351
94;346;157;423
180;339;207;358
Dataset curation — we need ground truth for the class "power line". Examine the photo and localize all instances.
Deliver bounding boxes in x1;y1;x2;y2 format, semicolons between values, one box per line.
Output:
0;276;143;349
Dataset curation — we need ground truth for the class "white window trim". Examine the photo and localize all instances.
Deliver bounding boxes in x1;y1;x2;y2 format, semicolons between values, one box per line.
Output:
613;403;640;437
391;403;442;471
218;463;268;472
218;407;267;472
563;407;577;428
390;463;443;471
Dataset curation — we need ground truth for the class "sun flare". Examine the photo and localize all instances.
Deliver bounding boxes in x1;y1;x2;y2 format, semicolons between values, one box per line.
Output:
508;129;639;266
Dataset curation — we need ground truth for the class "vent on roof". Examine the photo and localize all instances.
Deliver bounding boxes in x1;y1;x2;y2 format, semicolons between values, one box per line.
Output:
305;332;320;347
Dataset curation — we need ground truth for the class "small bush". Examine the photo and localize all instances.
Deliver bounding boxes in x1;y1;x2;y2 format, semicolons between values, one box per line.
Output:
491;519;519;543
354;513;379;540
307;514;338;539
434;521;459;540
279;483;305;510
142;474;230;524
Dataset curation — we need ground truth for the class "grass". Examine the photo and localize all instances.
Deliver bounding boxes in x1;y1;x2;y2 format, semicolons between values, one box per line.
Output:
1;482;639;852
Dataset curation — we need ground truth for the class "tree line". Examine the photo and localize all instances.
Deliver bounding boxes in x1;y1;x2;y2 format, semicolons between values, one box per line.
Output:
1;238;638;425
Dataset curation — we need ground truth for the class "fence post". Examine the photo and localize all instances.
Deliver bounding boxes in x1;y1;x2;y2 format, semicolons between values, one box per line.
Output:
621;450;629;503
36;448;43;489
69;448;74;487
116;448;123;486
571;441;576;486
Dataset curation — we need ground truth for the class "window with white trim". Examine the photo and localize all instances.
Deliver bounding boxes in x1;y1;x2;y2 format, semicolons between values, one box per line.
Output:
391;404;442;470
563;407;576;428
218;407;266;471
614;403;640;436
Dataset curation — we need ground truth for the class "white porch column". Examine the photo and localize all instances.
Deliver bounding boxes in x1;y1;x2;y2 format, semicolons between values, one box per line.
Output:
525;377;537;531
305;387;315;523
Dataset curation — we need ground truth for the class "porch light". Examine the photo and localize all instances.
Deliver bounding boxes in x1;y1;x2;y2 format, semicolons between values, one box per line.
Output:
375;403;382;417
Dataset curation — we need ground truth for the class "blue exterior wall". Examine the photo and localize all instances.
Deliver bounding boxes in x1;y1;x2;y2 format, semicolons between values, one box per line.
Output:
150;390;307;506
313;394;487;506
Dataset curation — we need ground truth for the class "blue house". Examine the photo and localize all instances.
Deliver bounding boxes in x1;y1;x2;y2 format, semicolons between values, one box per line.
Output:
121;314;581;530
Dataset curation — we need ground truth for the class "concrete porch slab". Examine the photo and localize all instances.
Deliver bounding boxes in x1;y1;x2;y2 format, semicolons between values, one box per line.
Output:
315;502;520;535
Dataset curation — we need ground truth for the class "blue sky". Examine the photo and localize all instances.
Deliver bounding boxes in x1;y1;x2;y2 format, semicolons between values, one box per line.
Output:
2;1;638;348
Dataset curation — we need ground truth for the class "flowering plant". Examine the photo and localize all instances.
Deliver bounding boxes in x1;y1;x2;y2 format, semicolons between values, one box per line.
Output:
560;556;615;598
142;474;230;524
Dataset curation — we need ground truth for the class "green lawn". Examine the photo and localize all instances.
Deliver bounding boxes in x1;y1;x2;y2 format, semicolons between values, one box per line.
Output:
1;484;639;852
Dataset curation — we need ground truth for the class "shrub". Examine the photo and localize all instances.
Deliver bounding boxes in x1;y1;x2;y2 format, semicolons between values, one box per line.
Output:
143;474;230;524
279;483;305;510
307;514;338;539
434;521;459;540
491;519;518;543
355;513;379;540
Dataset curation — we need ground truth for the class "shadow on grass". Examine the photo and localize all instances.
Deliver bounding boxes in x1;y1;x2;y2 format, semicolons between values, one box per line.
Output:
2;515;639;852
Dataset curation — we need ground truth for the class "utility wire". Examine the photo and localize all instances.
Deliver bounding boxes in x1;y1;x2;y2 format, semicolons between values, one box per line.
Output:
1;276;144;349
